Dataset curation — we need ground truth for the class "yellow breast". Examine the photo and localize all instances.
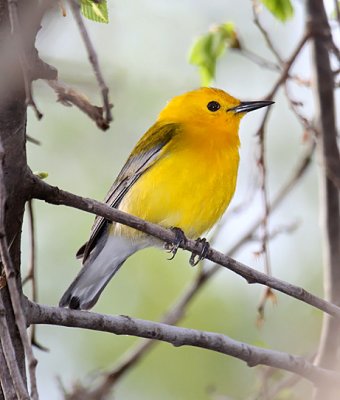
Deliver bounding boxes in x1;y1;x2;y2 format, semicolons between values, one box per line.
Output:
117;123;240;239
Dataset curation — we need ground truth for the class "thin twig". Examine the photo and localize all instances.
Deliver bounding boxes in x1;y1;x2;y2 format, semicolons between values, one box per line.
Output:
0;293;29;399
266;30;311;99
256;112;274;322
0;145;39;400
26;135;41;146
255;370;302;400
251;220;300;242
23;201;48;352
252;28;311;320
26;300;340;388
284;81;318;136
252;0;283;63
7;0;43;119
238;47;281;71
69;0;112;124
23;201;36;289
47;79;110;131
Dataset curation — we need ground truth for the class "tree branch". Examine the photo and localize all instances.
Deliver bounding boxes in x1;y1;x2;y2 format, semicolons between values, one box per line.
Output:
47;79;110;131
252;0;283;63
26;300;340;389
307;2;340;400
266;30;311;99
29;172;340;320
69;0;112;125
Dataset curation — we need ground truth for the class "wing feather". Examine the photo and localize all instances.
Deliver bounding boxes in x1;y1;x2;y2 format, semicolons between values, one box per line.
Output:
77;122;180;262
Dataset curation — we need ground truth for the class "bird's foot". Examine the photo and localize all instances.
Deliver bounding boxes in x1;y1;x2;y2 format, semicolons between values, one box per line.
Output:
189;237;210;266
166;227;187;260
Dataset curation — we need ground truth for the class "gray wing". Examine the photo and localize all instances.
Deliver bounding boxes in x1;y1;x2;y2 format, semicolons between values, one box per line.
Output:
77;122;179;262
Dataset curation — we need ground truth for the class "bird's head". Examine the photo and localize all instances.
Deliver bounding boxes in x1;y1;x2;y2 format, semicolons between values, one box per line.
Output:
158;87;273;146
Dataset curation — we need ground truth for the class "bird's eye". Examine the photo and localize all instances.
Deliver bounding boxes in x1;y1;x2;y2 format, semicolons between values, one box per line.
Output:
207;101;221;112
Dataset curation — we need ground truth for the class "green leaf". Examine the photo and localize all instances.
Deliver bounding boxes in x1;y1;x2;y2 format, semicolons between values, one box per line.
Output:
188;22;238;86
80;0;109;24
261;0;294;22
34;171;48;179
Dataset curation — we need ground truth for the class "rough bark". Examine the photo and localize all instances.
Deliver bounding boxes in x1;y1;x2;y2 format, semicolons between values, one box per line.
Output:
0;3;28;399
307;0;340;399
0;0;54;397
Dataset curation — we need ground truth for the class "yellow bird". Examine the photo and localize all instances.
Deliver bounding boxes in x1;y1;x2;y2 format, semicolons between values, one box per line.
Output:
59;87;273;310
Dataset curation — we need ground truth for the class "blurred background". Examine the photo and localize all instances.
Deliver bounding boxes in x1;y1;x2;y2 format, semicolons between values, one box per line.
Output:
24;0;338;398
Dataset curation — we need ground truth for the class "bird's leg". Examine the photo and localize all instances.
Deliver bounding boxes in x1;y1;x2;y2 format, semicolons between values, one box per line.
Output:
166;227;187;260
189;237;210;266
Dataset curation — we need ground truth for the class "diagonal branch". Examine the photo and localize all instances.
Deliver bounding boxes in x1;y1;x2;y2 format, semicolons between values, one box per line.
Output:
266;30;311;99
29;171;340;320
26;300;340;389
47;80;110;131
252;0;283;63
69;0;112;125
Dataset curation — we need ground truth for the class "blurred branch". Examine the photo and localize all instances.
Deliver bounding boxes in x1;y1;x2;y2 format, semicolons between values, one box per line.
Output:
284;81;318;137
23;201;48;352
251;220;299;242
7;0;42;119
237;47;281;71
26;300;340;389
0;145;39;400
251;22;311;320
30;168;340;320
6;0;57;119
252;367;303;400
69;0;112;125
26;135;41;146
47;80;111;131
307;1;340;400
252;0;283;63
23;201;36;289
266;30;311;99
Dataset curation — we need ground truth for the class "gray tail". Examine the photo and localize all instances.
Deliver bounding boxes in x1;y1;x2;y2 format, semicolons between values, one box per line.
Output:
59;234;141;310
59;261;123;310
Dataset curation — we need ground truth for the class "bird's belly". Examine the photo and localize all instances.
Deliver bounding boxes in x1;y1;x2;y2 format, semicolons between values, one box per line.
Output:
118;148;239;239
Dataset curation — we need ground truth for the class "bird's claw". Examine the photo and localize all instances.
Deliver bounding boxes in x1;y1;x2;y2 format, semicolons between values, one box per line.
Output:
189;237;210;266
166;227;187;260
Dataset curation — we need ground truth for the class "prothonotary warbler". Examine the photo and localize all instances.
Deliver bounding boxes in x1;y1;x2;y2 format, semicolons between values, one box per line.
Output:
59;87;273;310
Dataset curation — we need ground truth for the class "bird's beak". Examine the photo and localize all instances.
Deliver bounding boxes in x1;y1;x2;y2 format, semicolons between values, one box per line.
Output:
229;100;274;114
